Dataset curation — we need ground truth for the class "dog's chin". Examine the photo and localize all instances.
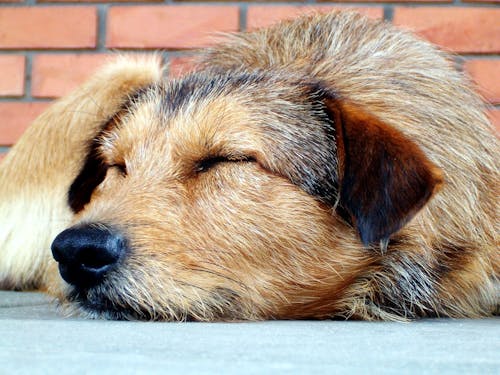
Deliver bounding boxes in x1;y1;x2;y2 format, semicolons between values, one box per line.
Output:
54;265;248;321
60;288;138;320
59;286;186;321
58;282;245;322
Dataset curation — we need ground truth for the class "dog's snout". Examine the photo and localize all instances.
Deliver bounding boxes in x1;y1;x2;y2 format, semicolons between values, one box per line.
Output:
51;225;126;287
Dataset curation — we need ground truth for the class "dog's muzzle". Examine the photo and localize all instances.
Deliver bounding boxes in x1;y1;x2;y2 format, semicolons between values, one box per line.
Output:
51;224;127;288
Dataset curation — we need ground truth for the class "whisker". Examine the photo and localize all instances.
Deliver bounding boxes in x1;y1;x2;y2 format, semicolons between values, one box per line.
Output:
185;266;248;290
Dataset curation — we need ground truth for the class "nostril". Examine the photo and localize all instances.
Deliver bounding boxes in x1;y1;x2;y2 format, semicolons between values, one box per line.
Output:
78;245;116;269
51;224;127;287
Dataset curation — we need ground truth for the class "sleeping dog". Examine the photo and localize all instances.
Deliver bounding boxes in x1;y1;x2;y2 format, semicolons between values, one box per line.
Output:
0;11;498;321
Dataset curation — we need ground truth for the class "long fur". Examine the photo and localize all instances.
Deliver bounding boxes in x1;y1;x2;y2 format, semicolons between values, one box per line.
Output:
0;12;498;320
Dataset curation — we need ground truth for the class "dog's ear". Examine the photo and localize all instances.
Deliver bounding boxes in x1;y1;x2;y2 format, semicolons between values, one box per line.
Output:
323;97;443;248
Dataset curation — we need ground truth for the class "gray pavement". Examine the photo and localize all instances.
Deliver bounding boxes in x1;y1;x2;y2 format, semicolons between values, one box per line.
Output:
0;291;499;374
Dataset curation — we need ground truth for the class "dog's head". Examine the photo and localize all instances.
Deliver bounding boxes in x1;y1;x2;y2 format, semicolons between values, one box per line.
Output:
51;70;442;320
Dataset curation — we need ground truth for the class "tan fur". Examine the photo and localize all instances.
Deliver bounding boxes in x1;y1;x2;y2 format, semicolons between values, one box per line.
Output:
0;12;498;321
0;55;164;290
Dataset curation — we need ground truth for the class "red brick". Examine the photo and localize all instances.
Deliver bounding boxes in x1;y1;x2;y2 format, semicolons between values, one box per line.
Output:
488;109;500;135
247;6;383;30
0;56;25;97
464;60;500;105
177;0;292;1
169;56;198;78
0;7;97;49
0;102;51;145
318;0;451;2
32;54;110;98
42;0;160;2
393;8;500;53
107;6;239;49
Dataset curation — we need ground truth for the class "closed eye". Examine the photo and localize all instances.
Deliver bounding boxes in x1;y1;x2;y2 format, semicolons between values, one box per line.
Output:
195;155;256;173
109;162;127;176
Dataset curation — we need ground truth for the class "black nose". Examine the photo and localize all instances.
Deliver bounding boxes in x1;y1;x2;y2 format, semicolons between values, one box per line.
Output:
51;224;127;288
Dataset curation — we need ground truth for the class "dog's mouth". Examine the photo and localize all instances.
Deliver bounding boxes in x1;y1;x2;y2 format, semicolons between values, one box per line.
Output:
64;287;171;321
59;274;246;322
60;275;194;321
62;288;198;321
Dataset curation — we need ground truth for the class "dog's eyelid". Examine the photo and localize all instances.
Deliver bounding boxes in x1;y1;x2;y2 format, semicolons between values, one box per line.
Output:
109;162;127;176
195;155;256;173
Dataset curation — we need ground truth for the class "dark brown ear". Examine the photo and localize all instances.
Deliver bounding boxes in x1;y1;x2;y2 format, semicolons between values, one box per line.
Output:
324;98;443;247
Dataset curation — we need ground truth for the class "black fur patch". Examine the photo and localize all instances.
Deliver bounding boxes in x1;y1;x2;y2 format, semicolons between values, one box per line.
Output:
68;137;108;213
67;87;150;213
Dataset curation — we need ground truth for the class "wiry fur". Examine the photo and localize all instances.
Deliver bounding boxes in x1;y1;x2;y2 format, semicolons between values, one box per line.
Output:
0;12;498;321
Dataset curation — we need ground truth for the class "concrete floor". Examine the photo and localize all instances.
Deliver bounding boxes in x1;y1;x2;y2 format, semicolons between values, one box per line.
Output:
0;291;498;374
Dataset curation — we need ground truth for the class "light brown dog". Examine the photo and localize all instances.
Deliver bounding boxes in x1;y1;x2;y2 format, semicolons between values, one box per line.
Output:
0;12;498;321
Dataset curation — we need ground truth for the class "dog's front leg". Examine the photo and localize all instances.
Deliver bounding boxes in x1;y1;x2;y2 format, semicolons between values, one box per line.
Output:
0;56;164;291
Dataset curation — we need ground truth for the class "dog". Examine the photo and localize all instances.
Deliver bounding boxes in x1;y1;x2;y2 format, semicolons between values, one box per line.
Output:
0;11;498;321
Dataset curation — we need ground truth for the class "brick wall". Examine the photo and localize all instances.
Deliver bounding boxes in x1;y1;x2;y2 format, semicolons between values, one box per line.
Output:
0;1;499;159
